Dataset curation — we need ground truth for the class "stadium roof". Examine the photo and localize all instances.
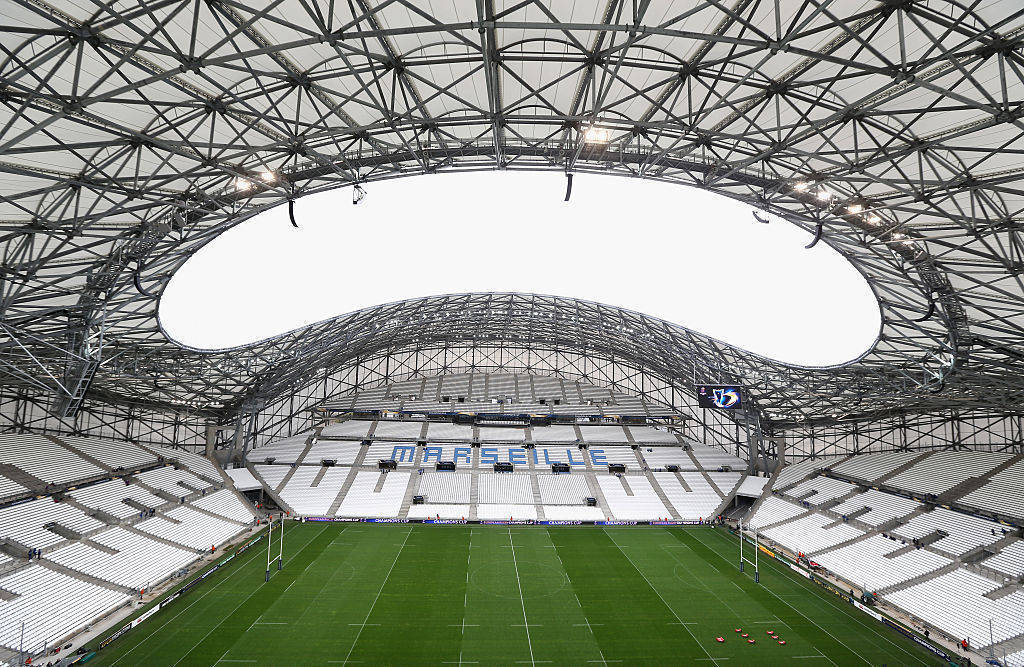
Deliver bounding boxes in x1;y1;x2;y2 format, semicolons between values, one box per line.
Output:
1;0;1023;428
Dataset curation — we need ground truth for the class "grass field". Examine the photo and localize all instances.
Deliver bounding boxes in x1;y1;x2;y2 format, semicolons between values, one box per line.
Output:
89;523;944;666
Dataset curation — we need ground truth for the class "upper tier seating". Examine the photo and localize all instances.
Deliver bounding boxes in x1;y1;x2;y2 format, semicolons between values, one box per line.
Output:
653;472;721;520
959;459;1024;520
748;496;808;530
577;426;629;444
478;474;533;504
639;447;692;469
774;456;842;489
982;540;1024;578
828;451;922;482
627;426;680;444
536;474;591;504
477;426;527;442
191;489;254;523
303;440;361;466
366;441;418;466
149;447;222;482
0;433;104;485
336;471;410;518
58;436;157;469
0;565;130;654
831;489;921;526
689;444;747;471
812;534;951;592
46;527;196;590
372;420;425;440
886;451;1011;496
424;422;475;440
249;434;310;464
320;421;372;439
0;497;105;549
277;466;349;516
70;479;165;519
418;473;472;504
885;569;1024;648
1006;649;1024;667
596;475;670;521
891;507;1006;556
785;476;859;505
529;424;579;443
591;447;640;466
253;464;289;490
760;513;864;554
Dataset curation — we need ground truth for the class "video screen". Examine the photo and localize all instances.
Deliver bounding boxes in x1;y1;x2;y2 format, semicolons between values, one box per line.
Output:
695;385;742;410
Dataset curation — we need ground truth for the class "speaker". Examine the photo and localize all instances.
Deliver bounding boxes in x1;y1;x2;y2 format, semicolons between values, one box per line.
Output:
321;459;336;467
608;463;626;473
378;459;397;470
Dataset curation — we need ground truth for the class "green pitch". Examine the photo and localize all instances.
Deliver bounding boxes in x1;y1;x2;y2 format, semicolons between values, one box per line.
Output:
89;523;943;666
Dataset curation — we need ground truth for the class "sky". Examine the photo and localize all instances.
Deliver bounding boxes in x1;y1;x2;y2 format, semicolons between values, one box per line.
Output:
158;171;881;367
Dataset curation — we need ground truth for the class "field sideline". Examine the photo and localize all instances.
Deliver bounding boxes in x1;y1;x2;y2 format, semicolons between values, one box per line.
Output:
88;523;944;666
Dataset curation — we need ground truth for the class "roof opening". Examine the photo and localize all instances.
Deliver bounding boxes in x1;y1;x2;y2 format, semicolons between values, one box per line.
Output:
159;171;880;366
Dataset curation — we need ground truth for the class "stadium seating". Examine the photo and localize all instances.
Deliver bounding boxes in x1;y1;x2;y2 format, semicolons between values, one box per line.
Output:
960;459;1024;519
417;473;472;504
812;535;952;592
0;565;131;654
773;456;842;489
478;474;533;504
885;451;1012;496
885;569;1024;648
45;527;196;590
248;434;311;464
0;497;106;549
406;504;470;520
596;475;670;521
982;540;1024;578
653;472;721;520
890;507;1006;556
828;451;922;482
477;504;538;521
830;489;921;526
372;420;425;440
302;440;362;466
0;474;26;501
760;513;863;554
276;466;349;516
191;489;255;523
689;444;746;471
58;436;158;469
149;447;223;481
542;506;606;521
136;506;243;551
748;496;807;529
0;433;104;485
134;466;212;497
784;476;859;505
638;447;692;469
70;478;165;519
536;474;590;504
336;471;410;518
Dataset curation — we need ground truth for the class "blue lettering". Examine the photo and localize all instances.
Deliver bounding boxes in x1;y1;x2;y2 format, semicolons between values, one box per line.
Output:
567;449;584;466
481;447;498;464
531;448;539;465
454;447;471;464
509;448;526;465
423;446;442;463
543;449;562;464
590;449;607;465
392;445;416;462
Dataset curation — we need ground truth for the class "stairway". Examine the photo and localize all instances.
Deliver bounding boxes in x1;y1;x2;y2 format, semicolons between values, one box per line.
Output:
584;470;612;520
0;463;45;494
468;472;479;521
528;453;545;521
397;473;421;519
122;524;204;554
809;529;877;557
326;447;368;516
245;462;293;514
644;469;680;520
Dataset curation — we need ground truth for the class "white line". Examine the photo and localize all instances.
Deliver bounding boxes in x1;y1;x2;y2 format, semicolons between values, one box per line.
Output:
341;527;413;665
509;527;536;667
604;529;726;665
171;525;329;667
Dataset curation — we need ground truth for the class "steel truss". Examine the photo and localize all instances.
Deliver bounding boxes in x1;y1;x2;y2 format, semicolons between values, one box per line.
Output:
0;1;1023;452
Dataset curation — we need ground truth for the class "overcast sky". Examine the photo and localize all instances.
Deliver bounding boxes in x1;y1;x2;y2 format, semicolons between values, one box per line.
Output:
159;171;880;367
